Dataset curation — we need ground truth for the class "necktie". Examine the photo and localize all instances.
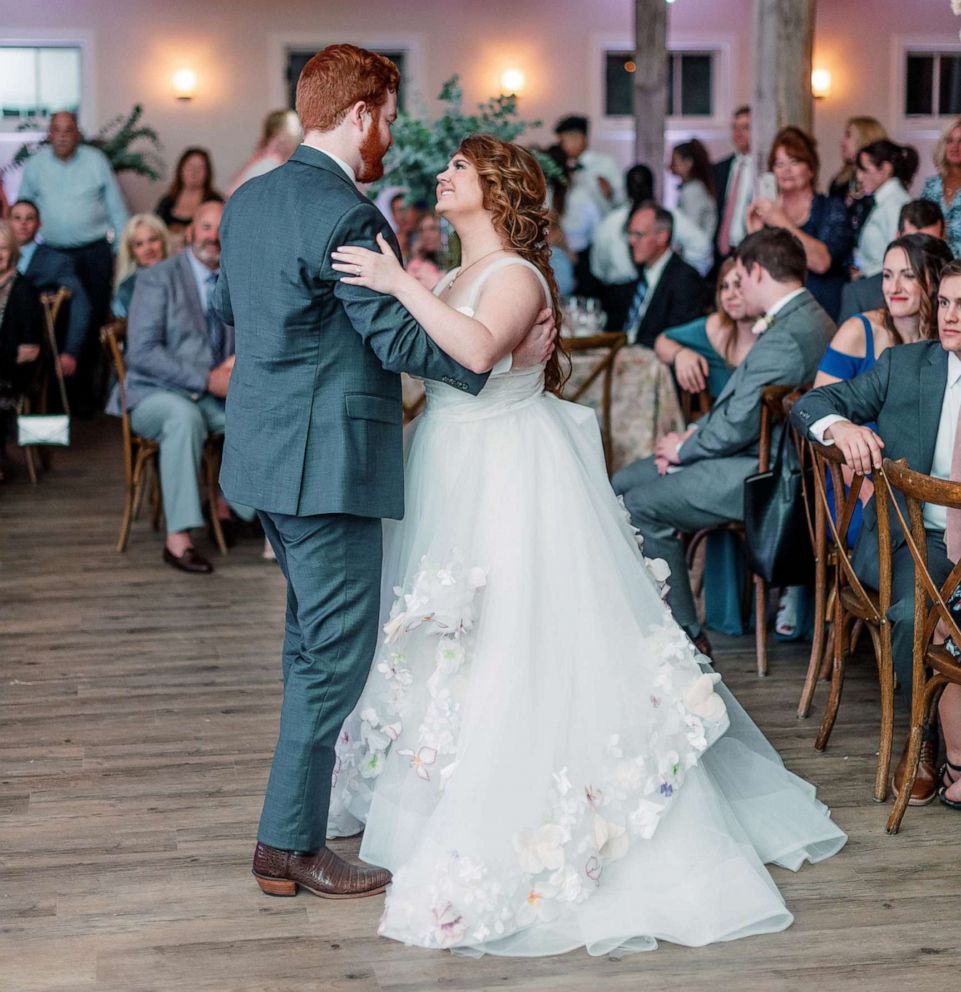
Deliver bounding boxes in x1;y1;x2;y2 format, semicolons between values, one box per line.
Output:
625;273;648;344
946;398;961;563
717;158;744;257
205;272;224;366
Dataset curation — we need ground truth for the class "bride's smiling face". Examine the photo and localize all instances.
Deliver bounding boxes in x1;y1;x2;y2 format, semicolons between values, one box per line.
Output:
435;154;485;216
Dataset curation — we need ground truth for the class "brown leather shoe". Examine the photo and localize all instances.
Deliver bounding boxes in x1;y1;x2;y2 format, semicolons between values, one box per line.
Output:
692;631;713;659
163;545;214;574
891;726;939;806
252;842;391;899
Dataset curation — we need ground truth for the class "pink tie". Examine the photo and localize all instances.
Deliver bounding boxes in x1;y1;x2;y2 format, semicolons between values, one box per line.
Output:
718;159;743;257
946;403;961;563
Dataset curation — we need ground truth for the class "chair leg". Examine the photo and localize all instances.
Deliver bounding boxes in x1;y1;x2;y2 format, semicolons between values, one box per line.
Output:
850;619;865;654
815;611;850;751
204;452;228;556
754;575;768;676
117;481;135;553
23;445;39;485
798;560;829;718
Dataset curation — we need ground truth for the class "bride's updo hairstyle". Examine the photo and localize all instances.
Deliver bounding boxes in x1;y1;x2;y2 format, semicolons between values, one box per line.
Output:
457;134;570;394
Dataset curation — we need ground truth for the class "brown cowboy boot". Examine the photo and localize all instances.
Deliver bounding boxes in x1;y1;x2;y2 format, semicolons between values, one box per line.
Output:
252;842;391;899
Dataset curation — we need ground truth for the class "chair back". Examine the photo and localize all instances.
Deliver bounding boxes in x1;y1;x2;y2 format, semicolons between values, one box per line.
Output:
560;331;626;472
680;388;712;425
758;384;807;471
100;319;135;484
880;458;961;663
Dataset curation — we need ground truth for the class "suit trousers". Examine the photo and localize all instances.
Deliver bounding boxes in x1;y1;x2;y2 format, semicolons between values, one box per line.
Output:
257;511;383;851
613;455;731;636
855;528;952;708
129;390;253;535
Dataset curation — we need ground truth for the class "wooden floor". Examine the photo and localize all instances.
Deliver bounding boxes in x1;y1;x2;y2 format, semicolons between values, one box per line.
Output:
2;420;961;992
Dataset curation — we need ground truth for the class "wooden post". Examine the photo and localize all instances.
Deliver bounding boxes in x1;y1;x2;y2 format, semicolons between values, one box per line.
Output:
752;0;815;177
633;0;668;200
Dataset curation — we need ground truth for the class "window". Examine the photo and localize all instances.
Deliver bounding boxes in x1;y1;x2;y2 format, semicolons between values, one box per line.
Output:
905;51;961;117
285;49;408;114
604;50;714;118
0;45;81;126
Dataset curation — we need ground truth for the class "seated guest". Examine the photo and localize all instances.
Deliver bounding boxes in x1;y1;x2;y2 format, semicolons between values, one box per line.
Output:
546;209;576;298
839;200;946;322
747;126;853;320
548;144;602;297
921;116;961;258
112;214;171;318
670;139;718;242
614;227;834;654
655;257;759;635
0;221;42;478
791;259;961;804
155;147;223;239
106;201;253;574
853;139;919;279
9;198;91;379
406;211;446;291
621;201;708;345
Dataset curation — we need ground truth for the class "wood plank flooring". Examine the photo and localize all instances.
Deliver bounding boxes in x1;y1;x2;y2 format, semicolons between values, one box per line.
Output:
2;420;960;992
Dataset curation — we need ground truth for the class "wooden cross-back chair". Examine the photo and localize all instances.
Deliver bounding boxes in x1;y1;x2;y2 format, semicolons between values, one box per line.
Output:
807;440;895;803
17;287;72;484
100;320;229;555
881;458;961;833
560;331;626;475
680;387;712;425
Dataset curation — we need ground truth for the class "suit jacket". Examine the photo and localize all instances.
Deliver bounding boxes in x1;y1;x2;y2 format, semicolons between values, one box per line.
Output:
677;288;834;518
0;274;42;386
213;145;489;520
712;155;734;254
23;243;92;358
837;272;883;324
631;253;709;348
791;339;947;580
106;251;231;415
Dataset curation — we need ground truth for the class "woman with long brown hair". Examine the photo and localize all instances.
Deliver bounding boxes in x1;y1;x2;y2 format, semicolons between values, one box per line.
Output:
326;134;844;957
154;147;222;237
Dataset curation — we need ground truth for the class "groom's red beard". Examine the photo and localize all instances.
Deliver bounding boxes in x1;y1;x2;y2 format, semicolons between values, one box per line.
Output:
356;110;391;184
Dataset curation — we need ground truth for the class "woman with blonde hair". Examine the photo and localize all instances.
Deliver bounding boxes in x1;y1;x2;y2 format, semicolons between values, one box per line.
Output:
226;109;303;197
921;116;961;256
829;117;887;205
111;214;170;318
325;134;844;956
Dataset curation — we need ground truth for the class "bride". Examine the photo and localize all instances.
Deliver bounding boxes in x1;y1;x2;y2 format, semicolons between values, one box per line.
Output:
328;134;845;957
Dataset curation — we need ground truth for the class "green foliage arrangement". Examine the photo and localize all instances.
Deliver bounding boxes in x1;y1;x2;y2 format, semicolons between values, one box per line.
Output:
10;104;164;180
370;76;560;206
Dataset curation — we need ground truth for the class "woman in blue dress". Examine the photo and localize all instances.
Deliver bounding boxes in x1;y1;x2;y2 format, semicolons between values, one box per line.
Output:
655;258;758;635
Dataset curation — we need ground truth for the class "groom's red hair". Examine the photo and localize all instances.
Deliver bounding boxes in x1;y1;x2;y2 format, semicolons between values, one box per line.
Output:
296;44;400;133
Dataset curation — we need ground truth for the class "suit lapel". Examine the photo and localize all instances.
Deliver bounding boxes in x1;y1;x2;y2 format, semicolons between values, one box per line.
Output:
918;344;948;472
177;252;207;334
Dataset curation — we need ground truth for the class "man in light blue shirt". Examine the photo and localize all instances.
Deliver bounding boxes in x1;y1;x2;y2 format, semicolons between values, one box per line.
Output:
18;111;129;414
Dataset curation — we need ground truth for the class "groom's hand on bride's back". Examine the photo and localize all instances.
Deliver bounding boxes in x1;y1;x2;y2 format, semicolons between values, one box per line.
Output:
512;308;557;368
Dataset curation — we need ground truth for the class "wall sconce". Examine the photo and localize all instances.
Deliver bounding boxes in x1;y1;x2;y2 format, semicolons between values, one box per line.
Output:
500;68;526;95
811;68;832;100
172;68;198;101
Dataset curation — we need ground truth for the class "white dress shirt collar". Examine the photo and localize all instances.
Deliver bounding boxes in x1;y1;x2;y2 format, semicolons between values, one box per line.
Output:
642;247;673;289
315;148;356;184
766;286;806;320
186;247;218;310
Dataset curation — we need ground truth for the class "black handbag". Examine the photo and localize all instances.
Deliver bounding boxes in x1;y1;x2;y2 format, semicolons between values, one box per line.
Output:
742;424;813;586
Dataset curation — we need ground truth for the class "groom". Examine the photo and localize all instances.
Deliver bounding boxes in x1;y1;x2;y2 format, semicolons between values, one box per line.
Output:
213;44;555;899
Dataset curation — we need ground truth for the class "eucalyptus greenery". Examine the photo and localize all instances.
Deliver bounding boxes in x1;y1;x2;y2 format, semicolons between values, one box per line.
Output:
10;104;164;180
370;76;560;206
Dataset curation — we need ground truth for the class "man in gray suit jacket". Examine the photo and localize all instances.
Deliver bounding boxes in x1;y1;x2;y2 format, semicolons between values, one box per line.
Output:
214;45;552;900
107;201;253;574
614;228;834;651
791;260;961;802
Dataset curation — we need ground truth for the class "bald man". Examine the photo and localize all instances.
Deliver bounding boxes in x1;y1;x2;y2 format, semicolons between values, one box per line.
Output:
106;201;253;573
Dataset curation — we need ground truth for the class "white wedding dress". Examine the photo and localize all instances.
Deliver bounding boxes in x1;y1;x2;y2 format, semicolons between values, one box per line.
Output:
327;258;846;957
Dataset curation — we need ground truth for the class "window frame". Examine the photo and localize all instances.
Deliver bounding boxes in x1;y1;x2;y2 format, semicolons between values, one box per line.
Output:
892;35;961;130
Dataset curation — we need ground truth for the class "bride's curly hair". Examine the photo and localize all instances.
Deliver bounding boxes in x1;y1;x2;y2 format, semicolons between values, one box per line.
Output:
457;134;570;394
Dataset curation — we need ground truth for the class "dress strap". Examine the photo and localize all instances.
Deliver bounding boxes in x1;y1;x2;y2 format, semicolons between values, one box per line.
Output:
464;257;552;311
433;268;460;298
858;313;875;360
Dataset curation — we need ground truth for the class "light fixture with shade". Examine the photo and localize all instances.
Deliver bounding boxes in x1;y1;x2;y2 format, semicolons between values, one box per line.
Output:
811;68;832;100
172;68;198;101
500;68;525;95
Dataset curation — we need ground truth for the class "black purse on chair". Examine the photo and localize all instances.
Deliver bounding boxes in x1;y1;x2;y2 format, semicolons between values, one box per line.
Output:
743;424;813;586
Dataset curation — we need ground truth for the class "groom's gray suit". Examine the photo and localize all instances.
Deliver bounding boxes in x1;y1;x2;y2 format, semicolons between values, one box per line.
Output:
613;288;833;636
213;145;488;850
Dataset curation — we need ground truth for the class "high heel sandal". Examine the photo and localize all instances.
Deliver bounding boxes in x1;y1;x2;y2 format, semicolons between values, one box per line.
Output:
938;758;961;811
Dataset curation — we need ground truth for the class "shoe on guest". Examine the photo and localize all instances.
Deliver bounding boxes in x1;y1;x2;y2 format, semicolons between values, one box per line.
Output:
252;842;390;899
691;631;713;659
891;725;938;806
163;545;214;574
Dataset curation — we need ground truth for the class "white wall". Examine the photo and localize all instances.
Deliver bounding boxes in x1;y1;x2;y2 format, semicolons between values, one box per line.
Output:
0;0;957;211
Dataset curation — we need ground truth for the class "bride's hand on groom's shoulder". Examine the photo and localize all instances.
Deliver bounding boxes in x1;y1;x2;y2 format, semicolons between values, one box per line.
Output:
331;232;405;296
512;308;557;368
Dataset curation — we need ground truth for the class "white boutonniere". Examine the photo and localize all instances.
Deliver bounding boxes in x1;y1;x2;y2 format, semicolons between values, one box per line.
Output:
751;314;774;336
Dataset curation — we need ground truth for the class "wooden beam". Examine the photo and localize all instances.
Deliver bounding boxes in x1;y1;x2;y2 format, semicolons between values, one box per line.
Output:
633;0;669;200
752;0;815;178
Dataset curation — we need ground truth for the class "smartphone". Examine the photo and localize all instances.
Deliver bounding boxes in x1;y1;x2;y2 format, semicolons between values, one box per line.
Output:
756;171;777;201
